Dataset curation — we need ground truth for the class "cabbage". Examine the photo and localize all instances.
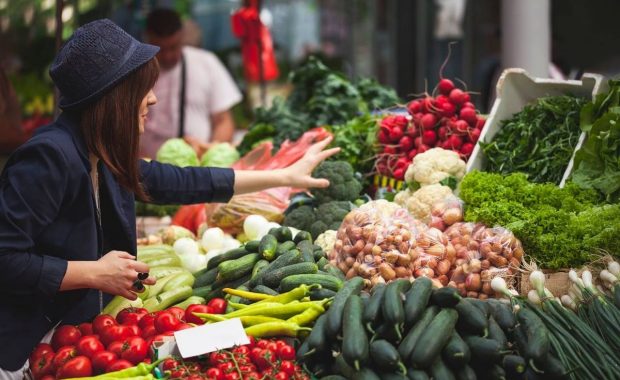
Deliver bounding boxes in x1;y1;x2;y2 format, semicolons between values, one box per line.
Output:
200;143;240;168
156;138;199;167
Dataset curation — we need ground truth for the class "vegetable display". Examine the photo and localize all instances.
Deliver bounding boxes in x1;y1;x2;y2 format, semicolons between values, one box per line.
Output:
156;138;200;167
200;143;240;168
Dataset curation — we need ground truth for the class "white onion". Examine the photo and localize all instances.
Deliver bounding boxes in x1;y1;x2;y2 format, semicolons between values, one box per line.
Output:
201;227;225;252
243;215;269;240
173;237;200;257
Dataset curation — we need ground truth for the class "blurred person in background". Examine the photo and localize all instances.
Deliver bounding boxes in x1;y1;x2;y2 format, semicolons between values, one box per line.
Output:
0;66;26;157
141;8;242;159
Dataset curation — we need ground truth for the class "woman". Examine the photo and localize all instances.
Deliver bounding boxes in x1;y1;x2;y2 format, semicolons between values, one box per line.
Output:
0;19;337;376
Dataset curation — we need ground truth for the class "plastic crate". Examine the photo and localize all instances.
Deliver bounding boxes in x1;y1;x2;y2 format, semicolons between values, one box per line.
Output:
466;68;607;186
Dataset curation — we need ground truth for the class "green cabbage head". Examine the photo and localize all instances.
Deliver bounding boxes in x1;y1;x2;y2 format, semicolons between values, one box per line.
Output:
156;138;199;167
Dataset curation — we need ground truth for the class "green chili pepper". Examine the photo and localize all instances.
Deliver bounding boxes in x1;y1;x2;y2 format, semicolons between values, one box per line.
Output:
200;313;285;327
65;360;163;379
286;304;326;326
214;301;325;320
227;301;249;310
255;284;318;305
223;287;272;301
245;321;312;338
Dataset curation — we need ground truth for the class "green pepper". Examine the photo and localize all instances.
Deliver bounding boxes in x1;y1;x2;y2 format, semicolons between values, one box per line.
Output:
223;287;272;301
245;321;311;338
286;304;325;326
200;314;284;327
143;285;193;312
102;296;143;318
223;301;326;319
256;284;318;305
65;359;163;379
227;301;249;310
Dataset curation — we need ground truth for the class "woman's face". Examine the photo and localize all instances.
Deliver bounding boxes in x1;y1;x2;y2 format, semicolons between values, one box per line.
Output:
139;89;157;134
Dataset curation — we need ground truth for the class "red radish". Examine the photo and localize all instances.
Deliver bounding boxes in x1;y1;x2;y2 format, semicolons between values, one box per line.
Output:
407;149;418;160
440;140;452;150
395;157;409;169
454;120;470;135
407;100;422;115
463;92;471;103
389;127;404;142
438;126;449;140
459;107;478;126
440;102;456;118
462;101;475;109
476;117;486;130
405;124;418;137
435;95;449;105
449;88;467;105
460;142;474;156
422;97;435;113
438;79;455;96
418;144;430;154
393;115;409;128
422;130;437;146
468;128;481;143
421;114;438;130
384;146;397;155
399;136;414;151
376;161;388;175
414;136;423;148
378;130;390;144
411;112;424;126
393;167;405;180
447;134;463;149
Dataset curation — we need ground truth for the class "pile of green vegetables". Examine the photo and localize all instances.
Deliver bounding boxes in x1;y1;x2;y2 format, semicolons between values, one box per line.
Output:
459;171;620;269
480;95;587;185
571;80;620;202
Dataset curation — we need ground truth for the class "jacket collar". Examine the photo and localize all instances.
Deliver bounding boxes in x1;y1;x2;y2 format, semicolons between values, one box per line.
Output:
56;112;91;170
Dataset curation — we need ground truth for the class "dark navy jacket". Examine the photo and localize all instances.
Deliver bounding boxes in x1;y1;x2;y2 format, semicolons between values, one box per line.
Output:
0;113;234;370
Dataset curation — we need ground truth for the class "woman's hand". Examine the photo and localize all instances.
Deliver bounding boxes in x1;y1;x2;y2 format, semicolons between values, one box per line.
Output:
279;136;341;189
93;251;156;300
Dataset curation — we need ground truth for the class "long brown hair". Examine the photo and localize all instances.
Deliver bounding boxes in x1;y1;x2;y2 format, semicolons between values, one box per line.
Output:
80;58;159;201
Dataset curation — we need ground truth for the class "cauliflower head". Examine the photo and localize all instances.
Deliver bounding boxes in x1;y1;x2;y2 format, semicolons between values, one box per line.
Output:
394;184;453;221
314;230;337;253
405;148;466;187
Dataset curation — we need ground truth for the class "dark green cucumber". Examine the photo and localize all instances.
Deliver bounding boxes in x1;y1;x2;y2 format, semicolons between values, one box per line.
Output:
430;357;455;380
263;262;318;288
272;226;293;242
244;240;260;253
465;336;502;364
363;283;387;332
469;298;490;318
305;313;329;355
293;230;313;244
275;241;296;257
370;339;407;375
279;273;342;293
487;299;516;332
455;298;488;336
258;234;278;260
431;286;461;308
537;353;568;379
382;279;412;340
316;256;329;269
516;308;549;362
398;305;439;363
249;250;302;287
333;354;356;378
410;309;458;368
483;364;506;380
455;365;477;380
252;284;278;296
372;322;402;345
404;277;433;327
297;240;315;262
407;369;430;380
309;287;337;301
206;247;248;270
325;277;365;336
324;264;346;280
488;316;508;350
319;376;347;380
356;368;381;380
378;373;407;380
251;259;270;279
442;332;470;369
511;325;529;358
192;285;212;299
217;253;261;281
193;267;218;288
342;295;369;370
502;355;526;378
313;249;326;262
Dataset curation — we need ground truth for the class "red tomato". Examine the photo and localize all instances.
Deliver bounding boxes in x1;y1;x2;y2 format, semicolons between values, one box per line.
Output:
78;323;94;336
274;340;288;349
141;324;157;338
233;345;250;356
238;364;256;373
120;336;147;365
207;298;227;314
252;349;276;370
52;346;77;371
170;367;188;378
277;345;295;361
56;356;92;379
107;341;124;357
167;306;186;321
210;352;228;366
175;323;193;331
246;336;256;348
105;359;133;373
242;372;261;380
256;340;269;349
99;325;131;346
125;324;142;337
279;361;295;376
91;351;117;373
31;351;55;380
273;372;289;380
218;361;236;373
92;315;117;334
138;313;157;330
265;342;278;352
185;304;210;325
224;372;240;380
51;325;82;351
30;343;54;364
249;347;263;363
162;358;179;371
76;335;104;358
205;367;224;380
187;375;204;380
155;311;181;333
117;307;149;326
186;362;202;372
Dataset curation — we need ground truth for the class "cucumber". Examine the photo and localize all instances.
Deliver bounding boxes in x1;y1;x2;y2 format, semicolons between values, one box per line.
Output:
217;253;261;282
263;262;318;289
410;309;458;368
482;364;506;380
163;271;195;292
455;365;477;380
377;373;407;380
272;226;293;242
252;284;278;296
192;285;212;298
258;234;278;261
539;353;568;379
404;277;433;328
297;240;315;262
407;369;430;380
502;355;526;378
363;283;387;332
309;288;337;301
464;336;502;364
373;322;402;345
251;259;270;279
469;298;490;318
207;247;248;270
296;340;311;362
325;277;365;336
249;250;303;287
316;256;329;269
431;287;461;308
455;298;488;336
370;339;407;375
430;357;455;380
488;316;508;350
313;249;326;262
487;299;516;332
333;354;356;378
193;267;218;288
244;240;260;253
516;308;549;362
511;325;529;358
305;313;329;355
319;376;348;380
398;305;439;363
342;295;369;370
275;241;296;256
382;279;412;340
294;230;313;244
442;332;470;369
356;368;381;380
324;264;346;280
280;272;343;294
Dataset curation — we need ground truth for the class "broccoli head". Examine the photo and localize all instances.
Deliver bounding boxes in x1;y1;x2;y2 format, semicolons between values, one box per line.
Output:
283;205;316;231
312;161;362;203
309;201;352;238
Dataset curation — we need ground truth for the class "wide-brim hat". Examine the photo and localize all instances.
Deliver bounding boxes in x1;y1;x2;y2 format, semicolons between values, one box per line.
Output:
49;19;159;110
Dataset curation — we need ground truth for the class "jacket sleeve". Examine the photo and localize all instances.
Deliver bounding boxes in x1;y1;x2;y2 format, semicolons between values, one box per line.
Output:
139;159;235;204
0;139;69;297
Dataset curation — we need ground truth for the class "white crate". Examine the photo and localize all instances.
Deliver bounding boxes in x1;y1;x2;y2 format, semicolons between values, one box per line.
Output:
466;68;607;186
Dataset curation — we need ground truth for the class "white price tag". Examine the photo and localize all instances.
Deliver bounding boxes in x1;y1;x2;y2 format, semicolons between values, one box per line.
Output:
173;318;250;358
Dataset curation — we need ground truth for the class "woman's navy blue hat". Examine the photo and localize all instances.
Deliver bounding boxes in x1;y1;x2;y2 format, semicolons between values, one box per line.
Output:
49;19;159;110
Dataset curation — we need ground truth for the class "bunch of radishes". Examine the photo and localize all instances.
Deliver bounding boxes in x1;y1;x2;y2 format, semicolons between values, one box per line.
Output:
376;79;485;180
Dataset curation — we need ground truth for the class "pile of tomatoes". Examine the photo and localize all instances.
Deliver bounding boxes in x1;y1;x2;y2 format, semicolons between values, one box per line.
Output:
163;337;309;380
29;299;228;380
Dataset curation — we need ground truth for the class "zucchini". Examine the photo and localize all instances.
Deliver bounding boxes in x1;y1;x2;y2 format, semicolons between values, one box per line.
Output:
382;279;412;340
511;325;529;358
272;226;293;242
356;368;381;380
464;336;502;364
540;354;568;379
207;247;248;270
275;241;296;257
410;309;458;368
372;322;402;345
455;365;477;380
404;277;433;328
149;266;187;279
296;340;311;362
324;264;346;281
370;339;407;375
341;295;369;370
407;369;430;380
163;271;195;292
431;286;461;308
244;240;260;253
430;357;455;380
258;234;278;261
294;230;313;244
249;250;303;287
398;305;439;363
516;308;549;362
325;277;365;336
217;253;261;282
487;299;516;332
377;373;407;380
193;267;218;288
488;316;508;350
455;298;488;336
309;288;337;301
363;283;387;332
252;284;278;296
143;254;181;268
442;332;471;369
333;354;356;378
502;355;526;378
263;262;318;289
251;259;270;279
297;240;315;262
279;273;342;294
